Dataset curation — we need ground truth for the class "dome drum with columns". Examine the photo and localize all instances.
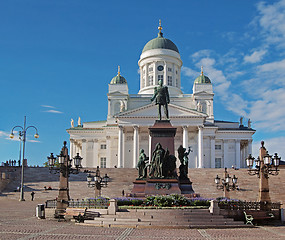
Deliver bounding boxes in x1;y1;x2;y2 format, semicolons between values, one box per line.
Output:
67;21;255;170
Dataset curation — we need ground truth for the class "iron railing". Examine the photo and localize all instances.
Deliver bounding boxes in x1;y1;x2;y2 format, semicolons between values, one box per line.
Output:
45;198;109;209
218;201;281;210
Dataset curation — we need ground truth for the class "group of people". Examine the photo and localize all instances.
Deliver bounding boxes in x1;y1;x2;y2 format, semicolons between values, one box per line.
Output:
2;160;20;167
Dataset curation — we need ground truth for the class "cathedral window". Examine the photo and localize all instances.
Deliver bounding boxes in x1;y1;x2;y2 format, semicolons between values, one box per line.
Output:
149;67;153;72
215;158;222;168
100;157;106;168
167;76;172;85
176;70;178;74
215;145;221;150
168;67;172;72
148;75;153;85
101;144;106;149
158;75;163;82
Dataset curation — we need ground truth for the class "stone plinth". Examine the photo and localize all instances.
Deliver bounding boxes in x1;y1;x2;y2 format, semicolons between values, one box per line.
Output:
145;178;181;195
179;179;195;194
149;120;177;155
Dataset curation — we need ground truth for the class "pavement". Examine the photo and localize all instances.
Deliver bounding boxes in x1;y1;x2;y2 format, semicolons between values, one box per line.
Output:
0;198;285;240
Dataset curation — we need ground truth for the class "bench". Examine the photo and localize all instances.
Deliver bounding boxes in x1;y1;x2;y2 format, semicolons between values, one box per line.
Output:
244;211;275;225
72;208;100;223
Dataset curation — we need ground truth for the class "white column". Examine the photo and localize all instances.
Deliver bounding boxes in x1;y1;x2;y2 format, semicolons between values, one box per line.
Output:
81;139;87;168
118;126;124;168
140;67;143;89
70;139;74;159
248;140;252;155
235;139;241;169
145;63;149;86
172;63;175;86
106;136;111;168
164;62;167;85
154;62;157;85
198;126;204;168
210;137;215;168
93;139;98;168
182;126;188;148
133;126;139;168
223;140;229;168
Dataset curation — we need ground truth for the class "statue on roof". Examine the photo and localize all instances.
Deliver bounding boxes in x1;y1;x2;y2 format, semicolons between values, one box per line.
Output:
78;117;81;127
151;80;170;120
240;117;243;126
248;118;252;128
71;119;74;128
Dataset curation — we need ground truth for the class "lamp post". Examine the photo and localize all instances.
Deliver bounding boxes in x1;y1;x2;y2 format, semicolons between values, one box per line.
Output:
246;141;280;210
87;166;110;197
47;141;83;218
10;116;39;201
215;168;238;199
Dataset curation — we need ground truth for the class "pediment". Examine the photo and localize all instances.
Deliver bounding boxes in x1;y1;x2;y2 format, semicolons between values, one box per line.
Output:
194;90;214;96
107;91;128;96
115;103;207;119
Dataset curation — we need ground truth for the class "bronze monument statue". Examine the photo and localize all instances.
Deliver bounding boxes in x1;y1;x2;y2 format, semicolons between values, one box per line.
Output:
178;145;191;180
136;149;149;179
151;80;170;120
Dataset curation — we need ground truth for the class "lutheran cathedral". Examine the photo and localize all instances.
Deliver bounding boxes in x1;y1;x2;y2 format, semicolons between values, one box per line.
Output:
67;22;255;169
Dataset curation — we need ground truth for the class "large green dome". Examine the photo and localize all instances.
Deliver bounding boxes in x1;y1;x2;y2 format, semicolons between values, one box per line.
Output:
142;32;179;53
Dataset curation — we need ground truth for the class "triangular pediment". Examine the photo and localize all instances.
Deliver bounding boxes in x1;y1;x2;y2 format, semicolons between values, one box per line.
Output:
115;103;207;119
194;90;214;95
107;91;128;96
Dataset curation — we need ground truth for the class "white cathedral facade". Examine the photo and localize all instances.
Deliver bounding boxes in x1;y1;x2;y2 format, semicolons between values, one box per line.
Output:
67;24;255;169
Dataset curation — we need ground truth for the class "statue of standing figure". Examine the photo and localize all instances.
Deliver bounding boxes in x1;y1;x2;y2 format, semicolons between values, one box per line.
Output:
178;145;191;180
149;143;165;178
136;149;149;179
151;80;170;120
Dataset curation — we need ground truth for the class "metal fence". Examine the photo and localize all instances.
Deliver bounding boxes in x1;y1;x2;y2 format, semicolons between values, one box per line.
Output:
218;201;281;211
45;198;109;209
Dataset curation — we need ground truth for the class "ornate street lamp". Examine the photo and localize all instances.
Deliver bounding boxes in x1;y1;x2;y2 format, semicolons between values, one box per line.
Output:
215;168;238;199
10;116;39;201
246;141;281;210
86;166;110;197
47;141;83;218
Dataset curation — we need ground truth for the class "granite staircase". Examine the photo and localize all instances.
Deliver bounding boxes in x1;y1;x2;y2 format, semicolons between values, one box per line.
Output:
82;208;248;229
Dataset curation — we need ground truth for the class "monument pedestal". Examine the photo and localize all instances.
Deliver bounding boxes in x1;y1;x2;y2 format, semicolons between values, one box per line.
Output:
149;120;176;155
130;120;196;198
130;178;195;197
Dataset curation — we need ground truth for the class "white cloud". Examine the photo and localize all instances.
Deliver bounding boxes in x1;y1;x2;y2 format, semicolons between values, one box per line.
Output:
41;105;55;108
28;139;40;143
257;59;285;78
191;49;212;61
248;88;285;131
43;110;63;114
41;105;63;114
181;66;199;79
252;137;285;160
244;49;267;63
0;131;9;137
256;0;285;48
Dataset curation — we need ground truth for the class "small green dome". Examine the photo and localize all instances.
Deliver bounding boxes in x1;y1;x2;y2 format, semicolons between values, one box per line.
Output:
110;74;127;84
194;73;211;84
110;66;127;84
142;32;179;53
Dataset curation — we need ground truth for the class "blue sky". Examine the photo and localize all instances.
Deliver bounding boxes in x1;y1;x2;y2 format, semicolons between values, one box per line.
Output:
1;0;284;166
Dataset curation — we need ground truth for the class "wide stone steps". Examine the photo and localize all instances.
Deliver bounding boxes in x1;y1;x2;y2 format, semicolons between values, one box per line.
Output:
80;209;247;229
